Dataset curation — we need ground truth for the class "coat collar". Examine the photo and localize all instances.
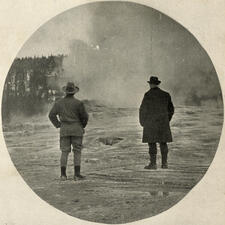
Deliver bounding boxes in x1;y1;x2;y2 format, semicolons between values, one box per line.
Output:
150;87;160;91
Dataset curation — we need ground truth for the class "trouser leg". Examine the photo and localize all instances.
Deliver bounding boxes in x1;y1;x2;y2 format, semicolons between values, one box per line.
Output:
144;143;157;169
72;136;85;179
60;136;71;167
73;150;81;167
72;136;83;167
148;143;157;165
60;152;69;167
149;143;157;154
160;142;168;168
60;152;69;179
59;136;71;179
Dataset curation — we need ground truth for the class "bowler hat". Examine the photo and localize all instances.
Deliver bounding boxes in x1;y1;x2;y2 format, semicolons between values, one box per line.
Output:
62;82;79;94
147;76;161;85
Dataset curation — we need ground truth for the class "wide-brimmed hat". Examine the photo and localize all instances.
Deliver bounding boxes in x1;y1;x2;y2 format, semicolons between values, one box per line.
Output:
147;76;161;85
62;82;79;94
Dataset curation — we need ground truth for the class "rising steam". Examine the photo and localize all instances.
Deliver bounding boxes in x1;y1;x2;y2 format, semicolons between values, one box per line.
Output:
20;2;223;107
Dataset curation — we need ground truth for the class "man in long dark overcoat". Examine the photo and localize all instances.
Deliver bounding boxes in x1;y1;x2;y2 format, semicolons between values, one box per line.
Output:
49;82;88;180
139;76;174;169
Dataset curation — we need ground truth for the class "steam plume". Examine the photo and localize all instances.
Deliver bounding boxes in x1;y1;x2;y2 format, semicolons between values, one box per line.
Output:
20;2;223;107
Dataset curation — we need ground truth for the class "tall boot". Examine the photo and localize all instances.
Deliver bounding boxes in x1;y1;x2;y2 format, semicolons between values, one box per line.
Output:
74;166;85;180
60;166;67;181
144;153;157;170
161;153;168;169
160;143;168;169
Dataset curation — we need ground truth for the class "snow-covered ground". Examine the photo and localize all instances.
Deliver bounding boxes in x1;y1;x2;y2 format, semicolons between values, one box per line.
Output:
3;106;223;223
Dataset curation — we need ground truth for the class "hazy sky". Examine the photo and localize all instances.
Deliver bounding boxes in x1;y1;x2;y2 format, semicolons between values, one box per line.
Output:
17;2;221;107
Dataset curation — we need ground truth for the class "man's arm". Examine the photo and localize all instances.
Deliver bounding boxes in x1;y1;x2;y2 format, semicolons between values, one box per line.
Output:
168;94;174;121
139;94;147;127
48;103;61;128
78;102;89;128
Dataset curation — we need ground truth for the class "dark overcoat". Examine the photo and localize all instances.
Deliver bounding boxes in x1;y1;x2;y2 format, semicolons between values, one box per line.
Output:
139;87;174;143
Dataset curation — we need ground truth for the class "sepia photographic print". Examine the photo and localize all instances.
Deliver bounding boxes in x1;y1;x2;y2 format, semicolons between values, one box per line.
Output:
0;1;225;225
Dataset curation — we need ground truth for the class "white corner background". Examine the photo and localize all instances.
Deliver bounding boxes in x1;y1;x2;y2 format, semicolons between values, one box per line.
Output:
0;1;224;225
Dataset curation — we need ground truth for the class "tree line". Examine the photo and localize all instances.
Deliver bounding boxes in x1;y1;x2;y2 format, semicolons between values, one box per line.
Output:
2;55;65;122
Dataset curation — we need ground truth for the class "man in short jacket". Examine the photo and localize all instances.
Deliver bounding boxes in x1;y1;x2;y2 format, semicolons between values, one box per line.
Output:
139;76;174;169
49;82;88;180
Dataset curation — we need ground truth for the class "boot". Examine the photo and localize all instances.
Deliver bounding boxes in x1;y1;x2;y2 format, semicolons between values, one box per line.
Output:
60;166;67;181
74;166;85;180
144;154;157;170
161;153;168;169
